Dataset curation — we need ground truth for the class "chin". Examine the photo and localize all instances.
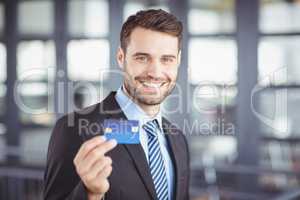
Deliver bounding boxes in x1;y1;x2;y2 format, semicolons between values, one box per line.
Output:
136;92;168;105
138;96;164;106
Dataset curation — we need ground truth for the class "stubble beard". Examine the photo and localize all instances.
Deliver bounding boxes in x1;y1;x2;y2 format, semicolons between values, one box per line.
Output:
123;73;176;107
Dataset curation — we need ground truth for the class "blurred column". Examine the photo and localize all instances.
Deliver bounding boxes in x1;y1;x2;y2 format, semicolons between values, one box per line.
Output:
108;0;124;91
4;1;24;199
236;0;260;192
54;0;69;119
4;0;20;163
169;0;190;131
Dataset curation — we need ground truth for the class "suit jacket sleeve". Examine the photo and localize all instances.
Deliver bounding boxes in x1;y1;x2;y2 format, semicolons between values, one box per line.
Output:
43;114;89;200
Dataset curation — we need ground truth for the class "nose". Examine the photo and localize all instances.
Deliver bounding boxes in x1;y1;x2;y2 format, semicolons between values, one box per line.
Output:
146;59;161;78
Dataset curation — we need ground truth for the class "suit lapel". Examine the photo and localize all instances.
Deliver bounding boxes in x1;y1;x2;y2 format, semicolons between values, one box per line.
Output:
102;92;157;200
123;144;157;200
163;118;182;200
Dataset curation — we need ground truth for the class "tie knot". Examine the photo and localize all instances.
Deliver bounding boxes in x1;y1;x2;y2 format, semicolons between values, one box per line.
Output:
143;119;159;138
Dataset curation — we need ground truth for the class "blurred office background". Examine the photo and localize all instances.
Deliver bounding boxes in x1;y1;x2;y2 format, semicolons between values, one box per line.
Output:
0;0;300;199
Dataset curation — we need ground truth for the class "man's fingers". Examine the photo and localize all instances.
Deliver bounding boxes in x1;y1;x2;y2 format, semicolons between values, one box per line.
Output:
74;139;117;177
74;136;106;164
96;165;113;180
83;156;112;180
82;139;117;166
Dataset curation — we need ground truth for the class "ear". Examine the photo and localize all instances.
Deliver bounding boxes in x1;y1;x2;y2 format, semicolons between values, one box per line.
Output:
117;47;125;69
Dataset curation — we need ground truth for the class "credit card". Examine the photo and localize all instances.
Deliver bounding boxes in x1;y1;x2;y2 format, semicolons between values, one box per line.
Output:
103;119;140;144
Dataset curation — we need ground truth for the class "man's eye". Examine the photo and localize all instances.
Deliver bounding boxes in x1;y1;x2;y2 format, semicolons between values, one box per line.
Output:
162;57;174;64
136;56;148;62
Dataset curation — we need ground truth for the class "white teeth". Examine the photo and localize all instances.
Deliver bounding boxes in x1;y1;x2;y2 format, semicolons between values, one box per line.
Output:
142;82;162;88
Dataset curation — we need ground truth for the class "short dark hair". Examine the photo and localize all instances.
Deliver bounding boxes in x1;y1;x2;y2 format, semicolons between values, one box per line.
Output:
120;9;183;53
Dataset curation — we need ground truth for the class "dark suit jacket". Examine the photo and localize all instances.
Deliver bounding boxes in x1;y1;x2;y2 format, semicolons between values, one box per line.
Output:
43;91;190;200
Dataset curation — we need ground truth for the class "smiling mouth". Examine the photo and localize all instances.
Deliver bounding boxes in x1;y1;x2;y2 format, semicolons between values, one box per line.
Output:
139;81;166;89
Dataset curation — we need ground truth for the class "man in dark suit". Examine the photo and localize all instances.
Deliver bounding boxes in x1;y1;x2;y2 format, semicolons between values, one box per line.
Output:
44;9;190;200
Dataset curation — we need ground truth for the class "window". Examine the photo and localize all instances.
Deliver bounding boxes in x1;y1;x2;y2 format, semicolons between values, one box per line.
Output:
260;0;300;33
187;0;237;169
123;0;169;21
18;1;54;35
190;136;237;167
67;40;110;81
124;1;145;20
18;82;54;126
19;128;52;165
188;0;236;34
67;0;111;108
259;140;300;190
17;40;55;81
256;88;300;138
259;37;300;85
17;40;55;126
188;38;237;84
257;0;300;191
68;0;109;37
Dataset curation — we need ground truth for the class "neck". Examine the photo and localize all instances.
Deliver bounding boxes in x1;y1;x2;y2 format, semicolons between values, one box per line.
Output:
122;86;160;118
139;103;160;118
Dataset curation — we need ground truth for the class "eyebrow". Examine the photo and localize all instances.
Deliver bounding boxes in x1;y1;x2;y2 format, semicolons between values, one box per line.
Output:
132;52;176;59
132;52;150;57
161;55;177;59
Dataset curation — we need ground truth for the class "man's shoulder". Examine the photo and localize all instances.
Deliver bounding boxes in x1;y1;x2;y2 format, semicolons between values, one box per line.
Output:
55;101;102;128
56;91;118;124
53;91;125;140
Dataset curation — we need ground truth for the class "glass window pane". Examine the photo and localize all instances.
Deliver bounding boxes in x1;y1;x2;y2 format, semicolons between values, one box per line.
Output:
258;37;300;85
17;40;55;81
0;43;6;82
18;82;54;126
256;88;300;138
20;128;52;165
260;0;300;33
189;85;237;134
124;1;169;21
68;0;109;37
124;2;145;20
190;136;237;167
67;40;110;81
187;84;237;167
18;1;54;35
188;0;235;34
188;38;237;84
259;141;300;190
0;3;4;35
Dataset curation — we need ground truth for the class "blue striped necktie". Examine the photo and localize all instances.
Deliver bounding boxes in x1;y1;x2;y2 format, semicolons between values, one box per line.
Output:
143;119;169;200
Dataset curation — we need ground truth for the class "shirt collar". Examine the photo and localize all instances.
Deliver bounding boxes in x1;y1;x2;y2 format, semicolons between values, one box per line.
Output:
115;85;163;131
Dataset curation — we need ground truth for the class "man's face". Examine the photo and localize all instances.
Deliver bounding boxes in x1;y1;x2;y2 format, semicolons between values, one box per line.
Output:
117;27;181;106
